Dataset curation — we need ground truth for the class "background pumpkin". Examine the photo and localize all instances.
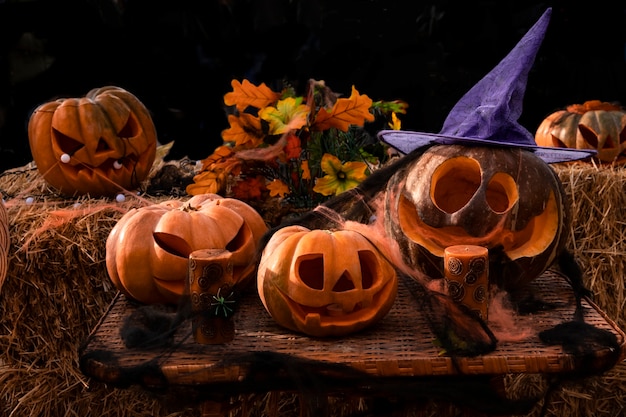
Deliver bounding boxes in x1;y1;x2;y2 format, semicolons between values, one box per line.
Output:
0;197;9;293
534;100;626;164
28;86;157;196
257;225;397;337
106;193;267;305
384;144;570;290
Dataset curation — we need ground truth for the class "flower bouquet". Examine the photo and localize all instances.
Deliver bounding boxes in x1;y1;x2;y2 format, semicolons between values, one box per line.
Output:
186;78;407;225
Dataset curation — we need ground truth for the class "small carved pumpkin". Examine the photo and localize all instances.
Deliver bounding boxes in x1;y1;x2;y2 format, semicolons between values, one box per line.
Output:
257;225;398;337
0;197;9;293
106;194;267;305
384;145;569;290
28;86;157;196
534;100;626;164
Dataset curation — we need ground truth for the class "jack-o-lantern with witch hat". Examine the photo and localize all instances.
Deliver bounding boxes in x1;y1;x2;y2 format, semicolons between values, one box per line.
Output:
377;8;595;291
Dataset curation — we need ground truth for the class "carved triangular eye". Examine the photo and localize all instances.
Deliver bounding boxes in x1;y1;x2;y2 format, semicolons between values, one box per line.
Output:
550;134;567;148
117;116;139;139
579;124;600;148
53;129;84;154
225;223;251;253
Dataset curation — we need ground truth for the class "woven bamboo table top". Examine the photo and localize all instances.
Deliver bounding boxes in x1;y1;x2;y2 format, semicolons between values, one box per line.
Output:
80;270;625;391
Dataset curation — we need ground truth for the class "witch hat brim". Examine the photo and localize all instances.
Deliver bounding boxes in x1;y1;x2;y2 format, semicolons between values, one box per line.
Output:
378;8;596;164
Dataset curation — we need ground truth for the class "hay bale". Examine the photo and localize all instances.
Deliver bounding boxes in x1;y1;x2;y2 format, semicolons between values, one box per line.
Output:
0;161;624;417
554;162;626;328
503;161;626;417
0;165;196;417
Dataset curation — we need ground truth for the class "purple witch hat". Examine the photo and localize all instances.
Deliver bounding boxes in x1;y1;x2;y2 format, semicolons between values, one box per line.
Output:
378;8;595;164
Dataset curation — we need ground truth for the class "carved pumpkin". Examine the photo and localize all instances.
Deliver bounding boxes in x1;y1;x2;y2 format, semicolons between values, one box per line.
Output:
384;145;569;290
106;194;267;305
28;86;157;196
534;100;626;164
257;225;398;337
0;197;9;293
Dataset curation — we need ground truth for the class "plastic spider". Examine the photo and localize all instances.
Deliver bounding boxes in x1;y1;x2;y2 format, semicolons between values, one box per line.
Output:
210;287;236;318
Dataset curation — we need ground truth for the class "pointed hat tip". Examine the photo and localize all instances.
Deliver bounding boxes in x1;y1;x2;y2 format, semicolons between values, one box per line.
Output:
378;7;596;164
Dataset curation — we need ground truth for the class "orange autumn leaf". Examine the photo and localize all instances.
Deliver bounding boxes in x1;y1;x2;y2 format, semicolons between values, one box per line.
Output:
198;145;234;170
186;170;223;195
232;175;266;200
222;113;264;148
283;133;302;160
267;179;290;197
300;160;311;180
224;79;281;112
311;86;375;132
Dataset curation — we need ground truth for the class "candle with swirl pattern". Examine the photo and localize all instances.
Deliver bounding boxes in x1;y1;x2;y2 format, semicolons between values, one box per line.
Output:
443;245;489;320
188;248;235;344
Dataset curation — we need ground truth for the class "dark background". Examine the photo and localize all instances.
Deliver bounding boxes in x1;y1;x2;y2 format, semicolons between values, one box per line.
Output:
1;0;625;172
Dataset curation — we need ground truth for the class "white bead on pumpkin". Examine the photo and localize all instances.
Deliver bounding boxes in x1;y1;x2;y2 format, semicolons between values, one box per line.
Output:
113;160;123;169
60;153;71;163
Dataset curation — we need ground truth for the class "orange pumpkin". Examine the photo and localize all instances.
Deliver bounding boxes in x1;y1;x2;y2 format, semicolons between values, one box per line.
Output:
28;86;157;196
257;225;397;337
384;145;570;290
535;100;626;164
106;194;267;305
0;197;9;293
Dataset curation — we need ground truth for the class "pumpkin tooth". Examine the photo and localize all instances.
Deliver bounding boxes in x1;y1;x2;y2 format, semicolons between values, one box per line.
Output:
304;313;322;328
326;303;345;316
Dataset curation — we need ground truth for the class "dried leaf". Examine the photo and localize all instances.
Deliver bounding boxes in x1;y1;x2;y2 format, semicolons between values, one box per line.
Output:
311;86;375;132
224;79;281;112
222;113;264;147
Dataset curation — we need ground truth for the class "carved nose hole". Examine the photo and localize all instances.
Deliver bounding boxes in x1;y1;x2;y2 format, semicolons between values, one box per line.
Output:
96;138;112;153
332;272;355;292
431;157;481;214
486;172;518;213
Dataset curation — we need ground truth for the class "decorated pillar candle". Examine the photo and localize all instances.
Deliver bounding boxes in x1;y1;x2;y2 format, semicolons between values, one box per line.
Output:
188;248;236;344
443;245;489;320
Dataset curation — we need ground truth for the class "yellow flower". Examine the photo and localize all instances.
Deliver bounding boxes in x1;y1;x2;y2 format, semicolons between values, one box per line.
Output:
259;97;309;135
267;179;290;198
313;153;368;196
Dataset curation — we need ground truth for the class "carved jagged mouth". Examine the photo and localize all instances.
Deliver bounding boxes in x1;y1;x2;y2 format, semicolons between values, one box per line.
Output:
53;131;140;176
272;279;396;329
63;157;137;178
398;190;559;260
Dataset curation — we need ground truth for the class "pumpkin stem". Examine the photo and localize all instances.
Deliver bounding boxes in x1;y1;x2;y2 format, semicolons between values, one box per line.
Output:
182;203;200;212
